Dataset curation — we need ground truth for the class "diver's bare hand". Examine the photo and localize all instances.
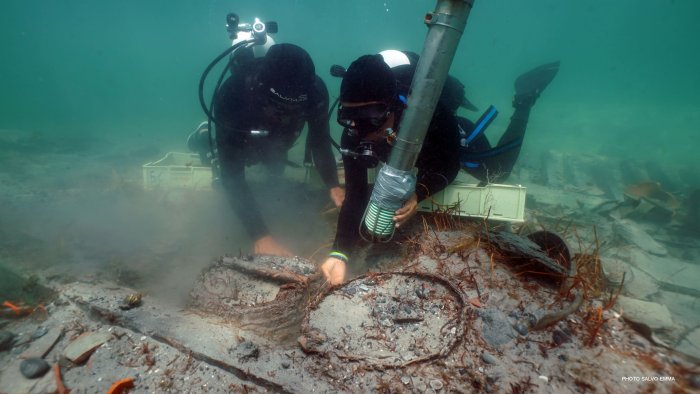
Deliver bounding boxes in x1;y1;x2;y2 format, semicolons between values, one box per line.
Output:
393;192;418;228
320;257;346;286
254;235;293;257
329;186;345;208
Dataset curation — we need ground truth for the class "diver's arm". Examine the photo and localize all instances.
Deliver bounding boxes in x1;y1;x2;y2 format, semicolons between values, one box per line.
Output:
307;76;340;189
321;133;368;286
217;132;292;256
216;134;270;241
214;78;270;242
331;131;369;258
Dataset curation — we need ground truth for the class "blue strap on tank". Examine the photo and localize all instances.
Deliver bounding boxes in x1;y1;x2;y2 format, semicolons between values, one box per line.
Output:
459;105;499;168
460;105;498;147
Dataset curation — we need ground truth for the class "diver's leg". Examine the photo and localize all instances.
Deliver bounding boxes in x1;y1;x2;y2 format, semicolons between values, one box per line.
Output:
479;61;560;182
459;119;493;183
486;105;530;180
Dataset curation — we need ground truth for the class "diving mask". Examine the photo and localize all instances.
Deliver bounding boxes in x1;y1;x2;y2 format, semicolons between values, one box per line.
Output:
337;103;391;134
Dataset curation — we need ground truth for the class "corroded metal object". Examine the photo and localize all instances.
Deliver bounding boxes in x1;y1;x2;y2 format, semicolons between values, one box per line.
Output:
300;272;468;369
188;255;316;341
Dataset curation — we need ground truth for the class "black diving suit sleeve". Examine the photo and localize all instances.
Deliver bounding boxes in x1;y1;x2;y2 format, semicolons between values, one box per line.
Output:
332;130;369;258
214;77;270;242
307;76;340;189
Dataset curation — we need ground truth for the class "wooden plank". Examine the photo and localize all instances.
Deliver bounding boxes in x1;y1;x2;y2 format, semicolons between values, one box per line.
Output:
19;326;63;359
62;330;112;364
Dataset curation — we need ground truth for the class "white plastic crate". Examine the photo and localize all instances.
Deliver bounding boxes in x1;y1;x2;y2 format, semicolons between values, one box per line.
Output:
142;152;213;191
418;182;527;222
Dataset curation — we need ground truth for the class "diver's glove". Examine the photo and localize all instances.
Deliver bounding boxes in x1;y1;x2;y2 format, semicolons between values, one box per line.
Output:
512;61;560;109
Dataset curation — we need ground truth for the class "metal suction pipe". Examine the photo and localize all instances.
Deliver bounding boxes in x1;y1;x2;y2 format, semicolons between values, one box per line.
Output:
390;0;474;170
363;0;475;239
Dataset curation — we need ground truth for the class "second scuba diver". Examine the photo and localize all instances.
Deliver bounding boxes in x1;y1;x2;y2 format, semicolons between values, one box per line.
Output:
321;50;559;286
190;43;344;257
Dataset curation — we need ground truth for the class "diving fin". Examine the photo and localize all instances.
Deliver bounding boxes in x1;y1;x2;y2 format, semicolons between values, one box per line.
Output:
513;61;560;108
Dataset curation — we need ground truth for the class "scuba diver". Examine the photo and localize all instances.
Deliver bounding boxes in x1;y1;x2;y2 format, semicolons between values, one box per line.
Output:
189;15;343;257
320;50;559;286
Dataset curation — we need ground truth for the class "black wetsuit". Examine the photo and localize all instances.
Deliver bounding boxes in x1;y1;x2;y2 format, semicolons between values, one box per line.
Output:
214;65;339;241
332;64;461;257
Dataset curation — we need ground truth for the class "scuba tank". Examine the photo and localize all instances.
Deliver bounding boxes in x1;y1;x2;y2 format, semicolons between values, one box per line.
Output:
226;14;277;74
199;13;278;122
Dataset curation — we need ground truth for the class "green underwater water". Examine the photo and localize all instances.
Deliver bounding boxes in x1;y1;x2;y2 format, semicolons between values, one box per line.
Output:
1;2;700;365
1;0;698;167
